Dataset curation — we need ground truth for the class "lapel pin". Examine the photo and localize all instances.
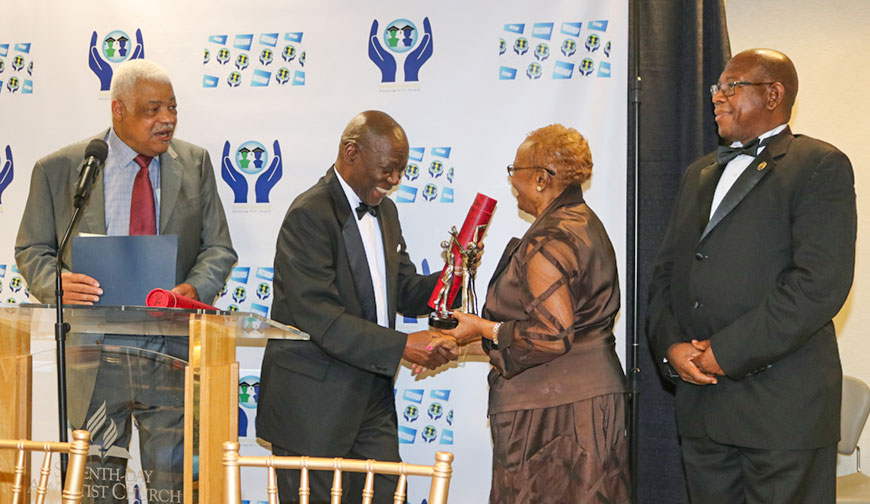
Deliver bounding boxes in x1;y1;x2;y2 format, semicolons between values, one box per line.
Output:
757;162;767;171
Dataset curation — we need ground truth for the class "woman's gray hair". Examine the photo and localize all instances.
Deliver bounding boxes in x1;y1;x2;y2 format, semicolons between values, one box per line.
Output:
109;59;172;101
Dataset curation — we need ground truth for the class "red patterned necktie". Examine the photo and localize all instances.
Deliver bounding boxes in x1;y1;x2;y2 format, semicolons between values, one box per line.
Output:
130;154;156;235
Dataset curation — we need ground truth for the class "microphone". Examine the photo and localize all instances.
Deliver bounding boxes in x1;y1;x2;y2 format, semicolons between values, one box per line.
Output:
73;139;108;209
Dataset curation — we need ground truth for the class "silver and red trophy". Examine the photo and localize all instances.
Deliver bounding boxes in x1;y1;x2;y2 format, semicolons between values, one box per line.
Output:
428;193;497;329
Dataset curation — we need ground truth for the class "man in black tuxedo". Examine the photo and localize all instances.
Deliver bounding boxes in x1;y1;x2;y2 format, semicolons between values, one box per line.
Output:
257;110;456;503
648;49;856;503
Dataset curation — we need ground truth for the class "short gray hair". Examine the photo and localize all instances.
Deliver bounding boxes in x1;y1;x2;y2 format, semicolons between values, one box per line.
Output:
109;59;172;101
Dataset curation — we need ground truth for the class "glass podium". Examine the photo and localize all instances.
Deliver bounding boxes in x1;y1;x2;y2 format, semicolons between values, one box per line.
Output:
0;304;308;504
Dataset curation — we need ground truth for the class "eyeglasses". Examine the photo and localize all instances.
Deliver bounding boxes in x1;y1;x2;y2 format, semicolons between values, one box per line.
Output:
506;164;556;177
709;81;776;97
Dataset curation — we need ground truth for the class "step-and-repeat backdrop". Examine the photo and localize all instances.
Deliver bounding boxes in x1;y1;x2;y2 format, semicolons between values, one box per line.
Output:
0;1;627;502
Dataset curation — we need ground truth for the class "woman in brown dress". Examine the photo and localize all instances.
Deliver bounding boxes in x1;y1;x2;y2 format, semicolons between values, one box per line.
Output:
444;124;629;503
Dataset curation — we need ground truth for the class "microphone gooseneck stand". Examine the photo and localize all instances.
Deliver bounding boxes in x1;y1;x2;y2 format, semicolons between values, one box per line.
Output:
54;138;106;487
55;201;88;487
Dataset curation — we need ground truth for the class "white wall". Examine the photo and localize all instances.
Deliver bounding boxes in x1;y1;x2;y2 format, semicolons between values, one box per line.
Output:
725;0;870;474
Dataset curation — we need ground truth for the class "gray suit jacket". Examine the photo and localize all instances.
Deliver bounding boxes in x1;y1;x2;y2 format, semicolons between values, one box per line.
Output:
647;128;856;449
257;166;438;454
15;129;237;303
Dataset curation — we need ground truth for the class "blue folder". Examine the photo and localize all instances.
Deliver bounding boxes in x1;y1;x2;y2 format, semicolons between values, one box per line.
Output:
71;235;178;306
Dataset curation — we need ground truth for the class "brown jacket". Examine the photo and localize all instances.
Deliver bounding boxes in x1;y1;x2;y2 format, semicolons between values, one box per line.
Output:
483;185;627;414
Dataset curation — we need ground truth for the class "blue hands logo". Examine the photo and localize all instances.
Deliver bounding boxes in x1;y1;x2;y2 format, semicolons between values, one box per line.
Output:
89;29;145;91
275;67;291;84
217;48;231;65
421;425;437;443
534;43;550;62
6;77;19;93
585;33;601;52
221;140;283;204
256;282;271;300
235;53;249;71
422;183;438;202
428;160;443;178
427;402;443;420
260;48;273;65
403;405;419;422
368;17;433;83
0;146;12;205
227;71;242;87
578;58;595;76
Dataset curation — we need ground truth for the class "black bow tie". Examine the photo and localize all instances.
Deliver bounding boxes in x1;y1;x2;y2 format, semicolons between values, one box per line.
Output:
355;201;379;220
717;137;770;166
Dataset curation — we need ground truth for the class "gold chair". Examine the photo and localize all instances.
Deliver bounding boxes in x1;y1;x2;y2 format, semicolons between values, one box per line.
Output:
0;430;90;504
838;376;870;503
223;441;453;504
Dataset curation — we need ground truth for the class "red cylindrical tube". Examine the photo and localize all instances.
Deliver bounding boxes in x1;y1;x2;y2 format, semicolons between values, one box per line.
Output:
146;288;219;310
427;193;497;311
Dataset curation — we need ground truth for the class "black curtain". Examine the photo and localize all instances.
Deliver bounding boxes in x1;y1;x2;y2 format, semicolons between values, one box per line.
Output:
626;1;730;503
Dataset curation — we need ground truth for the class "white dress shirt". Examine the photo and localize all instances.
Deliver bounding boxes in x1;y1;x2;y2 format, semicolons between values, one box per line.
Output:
335;168;389;327
104;128;161;235
709;123;788;219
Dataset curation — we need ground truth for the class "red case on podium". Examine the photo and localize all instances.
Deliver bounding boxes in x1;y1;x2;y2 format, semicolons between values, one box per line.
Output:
146;288;218;311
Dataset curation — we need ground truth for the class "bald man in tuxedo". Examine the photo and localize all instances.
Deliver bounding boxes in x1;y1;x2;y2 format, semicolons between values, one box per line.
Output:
258;110;456;504
648;49;856;503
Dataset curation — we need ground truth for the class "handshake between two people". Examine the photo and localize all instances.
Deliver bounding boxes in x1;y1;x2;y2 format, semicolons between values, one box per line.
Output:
401;311;490;376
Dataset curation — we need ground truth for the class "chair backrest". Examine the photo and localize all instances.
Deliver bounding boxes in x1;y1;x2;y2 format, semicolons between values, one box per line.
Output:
223;442;453;504
0;430;90;504
840;376;870;455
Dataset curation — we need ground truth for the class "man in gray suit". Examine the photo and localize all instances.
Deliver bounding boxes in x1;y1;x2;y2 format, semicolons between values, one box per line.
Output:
15;59;236;503
648;49;856;503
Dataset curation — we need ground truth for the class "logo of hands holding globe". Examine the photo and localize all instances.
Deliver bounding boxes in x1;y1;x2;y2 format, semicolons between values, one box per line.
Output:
221;140;283;204
0;146;13;206
368;17;433;83
89;29;146;91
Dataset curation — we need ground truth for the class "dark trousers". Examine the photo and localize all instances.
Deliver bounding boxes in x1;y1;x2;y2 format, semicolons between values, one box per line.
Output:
273;380;401;504
681;435;836;504
73;335;186;504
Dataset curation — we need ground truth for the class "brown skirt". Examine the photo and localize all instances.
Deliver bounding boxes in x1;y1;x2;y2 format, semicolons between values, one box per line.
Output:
489;393;630;504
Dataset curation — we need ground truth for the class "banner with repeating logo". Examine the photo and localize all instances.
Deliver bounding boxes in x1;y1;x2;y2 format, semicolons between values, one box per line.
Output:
0;1;627;502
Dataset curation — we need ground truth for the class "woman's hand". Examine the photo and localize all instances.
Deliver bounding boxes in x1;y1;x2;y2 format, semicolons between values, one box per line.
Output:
440;311;491;345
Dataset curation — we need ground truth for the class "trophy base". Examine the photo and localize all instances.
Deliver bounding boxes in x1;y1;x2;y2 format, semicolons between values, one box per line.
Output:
428;312;458;330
